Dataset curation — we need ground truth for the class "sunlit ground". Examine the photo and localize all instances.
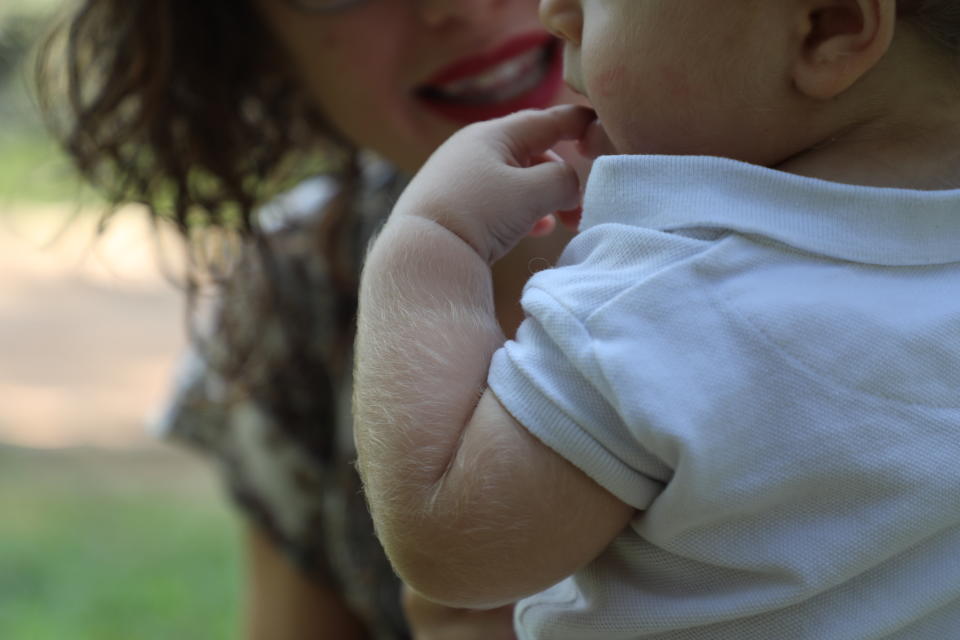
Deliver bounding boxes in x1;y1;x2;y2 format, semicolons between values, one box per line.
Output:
0;205;245;639
0;205;185;448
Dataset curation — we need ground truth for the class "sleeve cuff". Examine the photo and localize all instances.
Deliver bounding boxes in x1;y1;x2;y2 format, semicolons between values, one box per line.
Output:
488;309;663;511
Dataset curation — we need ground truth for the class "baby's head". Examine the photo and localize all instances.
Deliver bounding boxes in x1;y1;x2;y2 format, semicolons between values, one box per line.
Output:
541;0;960;167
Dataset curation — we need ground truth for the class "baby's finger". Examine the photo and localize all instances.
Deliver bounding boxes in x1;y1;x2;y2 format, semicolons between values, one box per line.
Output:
555;207;582;230
496;105;596;165
522;158;582;215
577;118;617;159
528;148;564;169
528;215;557;237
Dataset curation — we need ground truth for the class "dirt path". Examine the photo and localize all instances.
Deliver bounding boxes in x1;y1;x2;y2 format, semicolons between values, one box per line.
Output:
0;203;185;448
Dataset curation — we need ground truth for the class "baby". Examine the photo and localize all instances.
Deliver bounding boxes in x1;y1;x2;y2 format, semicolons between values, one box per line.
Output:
354;0;960;637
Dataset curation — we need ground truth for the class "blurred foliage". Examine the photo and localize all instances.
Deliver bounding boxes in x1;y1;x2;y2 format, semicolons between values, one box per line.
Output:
0;12;41;83
0;446;242;640
0;0;56;84
0;0;99;206
0;129;99;205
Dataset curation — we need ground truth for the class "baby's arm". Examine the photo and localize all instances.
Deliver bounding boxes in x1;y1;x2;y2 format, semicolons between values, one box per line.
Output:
354;107;633;610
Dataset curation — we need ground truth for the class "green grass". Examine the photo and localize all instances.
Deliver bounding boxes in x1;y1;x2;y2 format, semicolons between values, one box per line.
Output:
0;446;242;640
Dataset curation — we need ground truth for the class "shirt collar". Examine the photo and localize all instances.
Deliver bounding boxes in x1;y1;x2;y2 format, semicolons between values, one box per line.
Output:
582;155;960;266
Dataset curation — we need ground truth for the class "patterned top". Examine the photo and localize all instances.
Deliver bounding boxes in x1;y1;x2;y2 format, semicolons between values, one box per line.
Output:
155;158;411;640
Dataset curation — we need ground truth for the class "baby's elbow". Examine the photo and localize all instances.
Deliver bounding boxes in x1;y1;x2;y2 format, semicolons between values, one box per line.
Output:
381;516;547;609
361;480;498;605
390;546;523;610
368;468;564;608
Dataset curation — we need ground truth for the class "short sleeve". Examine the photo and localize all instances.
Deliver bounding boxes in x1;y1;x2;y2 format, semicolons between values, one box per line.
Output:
488;222;718;511
489;286;669;510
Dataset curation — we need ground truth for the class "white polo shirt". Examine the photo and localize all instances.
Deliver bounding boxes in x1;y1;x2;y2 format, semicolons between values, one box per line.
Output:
489;155;960;639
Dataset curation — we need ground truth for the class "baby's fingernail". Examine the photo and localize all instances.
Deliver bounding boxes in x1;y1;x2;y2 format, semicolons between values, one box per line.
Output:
528;215;557;237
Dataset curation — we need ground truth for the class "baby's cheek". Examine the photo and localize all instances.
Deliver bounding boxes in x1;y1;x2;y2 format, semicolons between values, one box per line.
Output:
586;63;630;143
656;64;693;102
588;63;627;100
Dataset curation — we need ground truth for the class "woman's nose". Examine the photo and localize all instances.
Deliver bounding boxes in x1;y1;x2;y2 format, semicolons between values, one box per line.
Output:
416;0;508;28
538;0;582;45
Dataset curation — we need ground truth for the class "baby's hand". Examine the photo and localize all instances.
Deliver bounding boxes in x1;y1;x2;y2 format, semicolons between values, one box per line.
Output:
578;117;618;160
391;105;595;263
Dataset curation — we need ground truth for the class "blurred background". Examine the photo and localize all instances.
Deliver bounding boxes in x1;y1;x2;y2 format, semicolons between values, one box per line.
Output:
1;1;242;637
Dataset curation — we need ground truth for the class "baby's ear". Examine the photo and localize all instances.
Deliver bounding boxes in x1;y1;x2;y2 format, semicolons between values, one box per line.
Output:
792;0;896;99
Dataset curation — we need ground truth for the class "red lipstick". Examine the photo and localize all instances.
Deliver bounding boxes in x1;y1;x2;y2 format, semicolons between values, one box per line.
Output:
416;33;565;125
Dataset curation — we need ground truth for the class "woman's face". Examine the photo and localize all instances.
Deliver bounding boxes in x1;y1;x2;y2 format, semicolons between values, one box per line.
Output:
254;0;582;173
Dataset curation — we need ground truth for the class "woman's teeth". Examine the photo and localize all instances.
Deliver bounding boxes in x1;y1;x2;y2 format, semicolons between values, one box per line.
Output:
420;46;550;105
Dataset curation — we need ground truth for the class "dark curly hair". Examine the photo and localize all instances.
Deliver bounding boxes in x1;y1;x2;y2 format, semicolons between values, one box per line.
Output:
36;1;351;229
34;0;368;376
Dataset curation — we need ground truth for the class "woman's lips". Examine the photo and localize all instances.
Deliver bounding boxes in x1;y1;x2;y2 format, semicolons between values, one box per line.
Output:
422;32;554;87
415;34;566;125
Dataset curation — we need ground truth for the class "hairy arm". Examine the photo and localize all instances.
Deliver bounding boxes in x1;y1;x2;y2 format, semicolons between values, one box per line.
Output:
354;107;634;610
